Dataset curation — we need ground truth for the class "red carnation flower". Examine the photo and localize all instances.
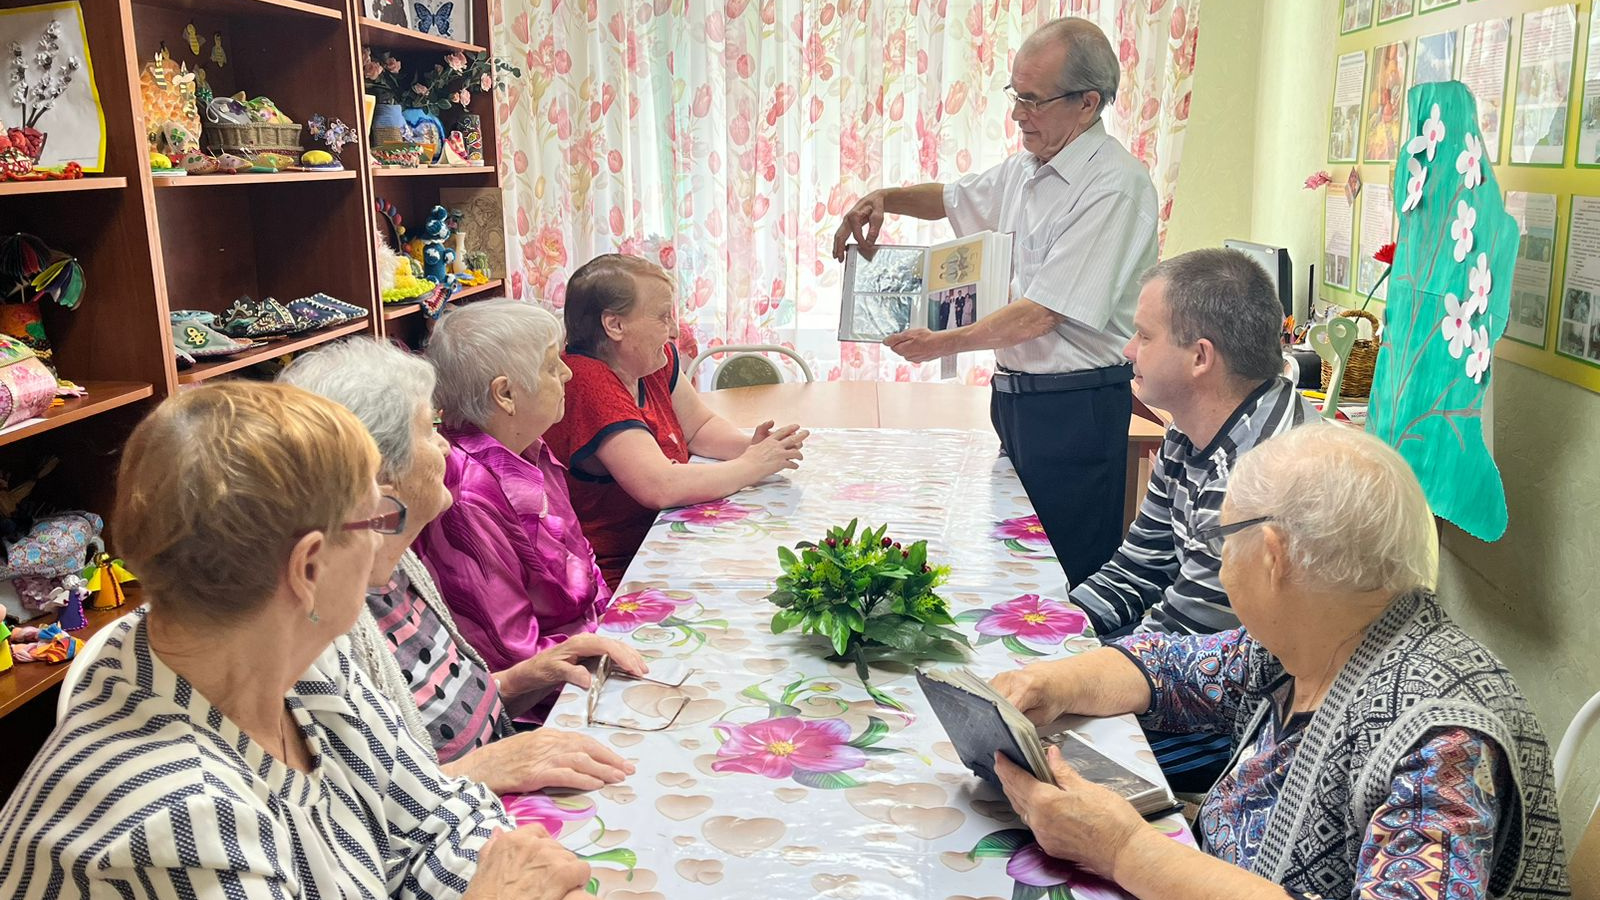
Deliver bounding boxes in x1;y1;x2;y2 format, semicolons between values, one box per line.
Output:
1374;242;1396;265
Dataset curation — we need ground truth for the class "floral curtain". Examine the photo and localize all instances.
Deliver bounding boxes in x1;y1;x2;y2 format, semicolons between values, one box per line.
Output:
488;0;1200;383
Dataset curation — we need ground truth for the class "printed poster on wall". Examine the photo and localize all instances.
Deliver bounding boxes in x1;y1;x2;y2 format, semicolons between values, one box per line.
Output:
1365;41;1410;162
1577;2;1600;166
1325;191;1355;291
1414;30;1459;86
1504;191;1557;348
1342;0;1375;34
1460;17;1512;164
1510;4;1577;166
1378;0;1414;26
1330;51;1367;162
1358;184;1394;301
1557;196;1600;365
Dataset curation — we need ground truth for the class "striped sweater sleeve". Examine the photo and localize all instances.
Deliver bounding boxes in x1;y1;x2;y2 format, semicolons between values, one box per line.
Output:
1070;439;1179;635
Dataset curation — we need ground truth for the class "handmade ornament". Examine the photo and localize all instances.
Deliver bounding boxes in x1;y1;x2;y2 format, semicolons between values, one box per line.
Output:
0;605;11;673
440;131;470;166
417;206;456;283
10;622;81;663
210;32;226;67
51;574;88;631
458;113;483;161
84;553;135;610
1308;316;1359;420
0;233;86;376
183;22;203;55
412;0;457;36
1367;83;1519;541
139;48;201;156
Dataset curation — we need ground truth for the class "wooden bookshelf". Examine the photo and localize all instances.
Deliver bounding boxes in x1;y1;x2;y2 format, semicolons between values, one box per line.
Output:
0;0;512;786
175;320;371;384
382;301;423;320
451;278;504;302
0;382;155;448
358;15;484;53
0;177;127;197
151;169;359;188
0;597;142;719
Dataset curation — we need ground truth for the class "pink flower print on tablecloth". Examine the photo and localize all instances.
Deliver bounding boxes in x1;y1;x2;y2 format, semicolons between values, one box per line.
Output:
710;716;867;780
660;498;755;528
993;515;1055;559
969;824;1194;900
598;589;692;632
974;595;1088;645
500;792;596;837
834;482;898;503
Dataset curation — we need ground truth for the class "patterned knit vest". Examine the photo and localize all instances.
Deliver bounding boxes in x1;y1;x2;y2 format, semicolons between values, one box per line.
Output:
1230;590;1569;898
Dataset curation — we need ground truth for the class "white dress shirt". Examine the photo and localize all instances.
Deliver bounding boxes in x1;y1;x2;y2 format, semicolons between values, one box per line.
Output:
943;120;1159;374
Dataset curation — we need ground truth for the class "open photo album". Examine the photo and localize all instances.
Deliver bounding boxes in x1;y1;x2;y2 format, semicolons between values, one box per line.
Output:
838;230;1013;342
916;666;1178;818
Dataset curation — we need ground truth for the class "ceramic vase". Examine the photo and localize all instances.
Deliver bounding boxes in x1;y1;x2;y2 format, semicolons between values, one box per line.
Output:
371;102;406;145
402;108;446;164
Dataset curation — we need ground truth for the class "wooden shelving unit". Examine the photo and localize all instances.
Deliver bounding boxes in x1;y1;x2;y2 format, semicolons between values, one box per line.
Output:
0;0;511;789
0;177;128;197
371;165;494;178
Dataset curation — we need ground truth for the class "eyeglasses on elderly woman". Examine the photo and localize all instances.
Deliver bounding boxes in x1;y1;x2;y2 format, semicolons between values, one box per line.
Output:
1192;515;1276;558
342;495;408;535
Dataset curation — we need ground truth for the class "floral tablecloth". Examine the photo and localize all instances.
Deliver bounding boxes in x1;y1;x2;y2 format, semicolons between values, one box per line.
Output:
535;429;1190;900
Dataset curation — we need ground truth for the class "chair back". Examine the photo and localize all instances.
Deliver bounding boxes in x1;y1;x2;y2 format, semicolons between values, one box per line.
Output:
685;344;815;387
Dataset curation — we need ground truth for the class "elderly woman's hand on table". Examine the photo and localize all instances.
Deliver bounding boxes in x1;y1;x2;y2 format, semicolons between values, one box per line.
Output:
443;728;635;794
994;747;1147;881
498;633;648;698
464;826;595;900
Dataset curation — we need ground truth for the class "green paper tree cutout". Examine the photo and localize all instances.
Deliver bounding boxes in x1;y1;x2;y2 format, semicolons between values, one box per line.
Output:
1368;82;1518;541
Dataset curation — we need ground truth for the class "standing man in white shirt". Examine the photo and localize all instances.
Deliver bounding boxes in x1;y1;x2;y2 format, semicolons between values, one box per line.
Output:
831;17;1159;586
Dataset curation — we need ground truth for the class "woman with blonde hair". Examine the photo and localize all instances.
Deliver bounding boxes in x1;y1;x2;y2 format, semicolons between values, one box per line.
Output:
0;382;591;900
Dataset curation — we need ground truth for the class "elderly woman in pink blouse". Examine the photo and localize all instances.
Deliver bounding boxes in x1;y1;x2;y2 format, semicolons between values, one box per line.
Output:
414;299;611;701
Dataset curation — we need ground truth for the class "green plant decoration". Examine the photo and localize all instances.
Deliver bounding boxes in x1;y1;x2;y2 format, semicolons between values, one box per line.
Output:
768;519;969;681
1368;82;1518;540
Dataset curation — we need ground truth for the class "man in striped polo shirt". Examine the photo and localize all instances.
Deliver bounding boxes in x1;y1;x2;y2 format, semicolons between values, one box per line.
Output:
1069;247;1316;789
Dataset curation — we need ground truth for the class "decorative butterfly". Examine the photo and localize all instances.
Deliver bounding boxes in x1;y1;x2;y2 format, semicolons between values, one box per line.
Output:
413;1;454;36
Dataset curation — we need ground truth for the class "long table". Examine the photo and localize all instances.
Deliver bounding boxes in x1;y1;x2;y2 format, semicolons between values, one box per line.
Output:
540;427;1187;899
697;381;1168;530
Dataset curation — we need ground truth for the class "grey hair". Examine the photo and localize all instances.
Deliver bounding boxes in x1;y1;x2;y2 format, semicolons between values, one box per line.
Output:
1141;248;1286;382
428;298;563;430
278;337;436;483
1029;18;1119;114
1227;425;1438;595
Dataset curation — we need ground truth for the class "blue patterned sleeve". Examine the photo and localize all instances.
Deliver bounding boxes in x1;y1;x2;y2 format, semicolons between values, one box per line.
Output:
1110;628;1253;735
1352;727;1506;900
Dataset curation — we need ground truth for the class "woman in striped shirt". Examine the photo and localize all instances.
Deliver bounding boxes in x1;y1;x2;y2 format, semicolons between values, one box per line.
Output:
0;383;592;900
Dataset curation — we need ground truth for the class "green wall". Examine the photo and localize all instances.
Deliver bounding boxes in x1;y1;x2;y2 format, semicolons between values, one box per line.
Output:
1166;0;1600;840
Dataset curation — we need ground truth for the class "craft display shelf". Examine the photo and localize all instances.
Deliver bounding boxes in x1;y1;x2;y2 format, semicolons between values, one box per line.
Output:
371;164;494;177
0;0;511;794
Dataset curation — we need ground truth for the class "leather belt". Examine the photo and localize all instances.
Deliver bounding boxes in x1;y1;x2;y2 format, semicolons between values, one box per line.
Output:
991;363;1134;395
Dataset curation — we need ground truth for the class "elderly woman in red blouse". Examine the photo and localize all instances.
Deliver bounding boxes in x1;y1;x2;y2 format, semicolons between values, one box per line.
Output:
543;255;809;587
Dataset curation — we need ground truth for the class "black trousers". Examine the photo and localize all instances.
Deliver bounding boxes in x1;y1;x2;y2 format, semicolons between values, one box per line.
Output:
991;378;1132;587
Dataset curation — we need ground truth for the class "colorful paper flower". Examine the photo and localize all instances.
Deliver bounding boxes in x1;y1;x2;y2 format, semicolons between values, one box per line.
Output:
993;515;1051;547
660;498;755;526
710;717;867;779
1402;157;1427;212
1374;241;1396;265
599;589;692;632
1441;294;1474;359
1456;133;1483;190
1407;103;1446;160
1466;253;1492;317
974;595;1088;645
1450;200;1476;262
1303;170;1333;190
1465;326;1491;383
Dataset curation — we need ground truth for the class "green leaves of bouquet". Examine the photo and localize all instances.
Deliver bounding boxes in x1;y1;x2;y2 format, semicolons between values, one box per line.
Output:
767;520;970;678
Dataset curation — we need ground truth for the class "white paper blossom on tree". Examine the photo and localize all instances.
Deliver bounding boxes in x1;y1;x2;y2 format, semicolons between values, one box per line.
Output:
1449;200;1476;262
1407;103;1447;159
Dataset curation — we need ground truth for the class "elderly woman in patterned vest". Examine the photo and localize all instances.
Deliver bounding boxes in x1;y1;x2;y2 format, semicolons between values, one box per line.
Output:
991;424;1568;899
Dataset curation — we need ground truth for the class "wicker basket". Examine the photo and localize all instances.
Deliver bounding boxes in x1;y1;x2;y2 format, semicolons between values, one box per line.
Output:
201;121;303;155
1320;308;1382;398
